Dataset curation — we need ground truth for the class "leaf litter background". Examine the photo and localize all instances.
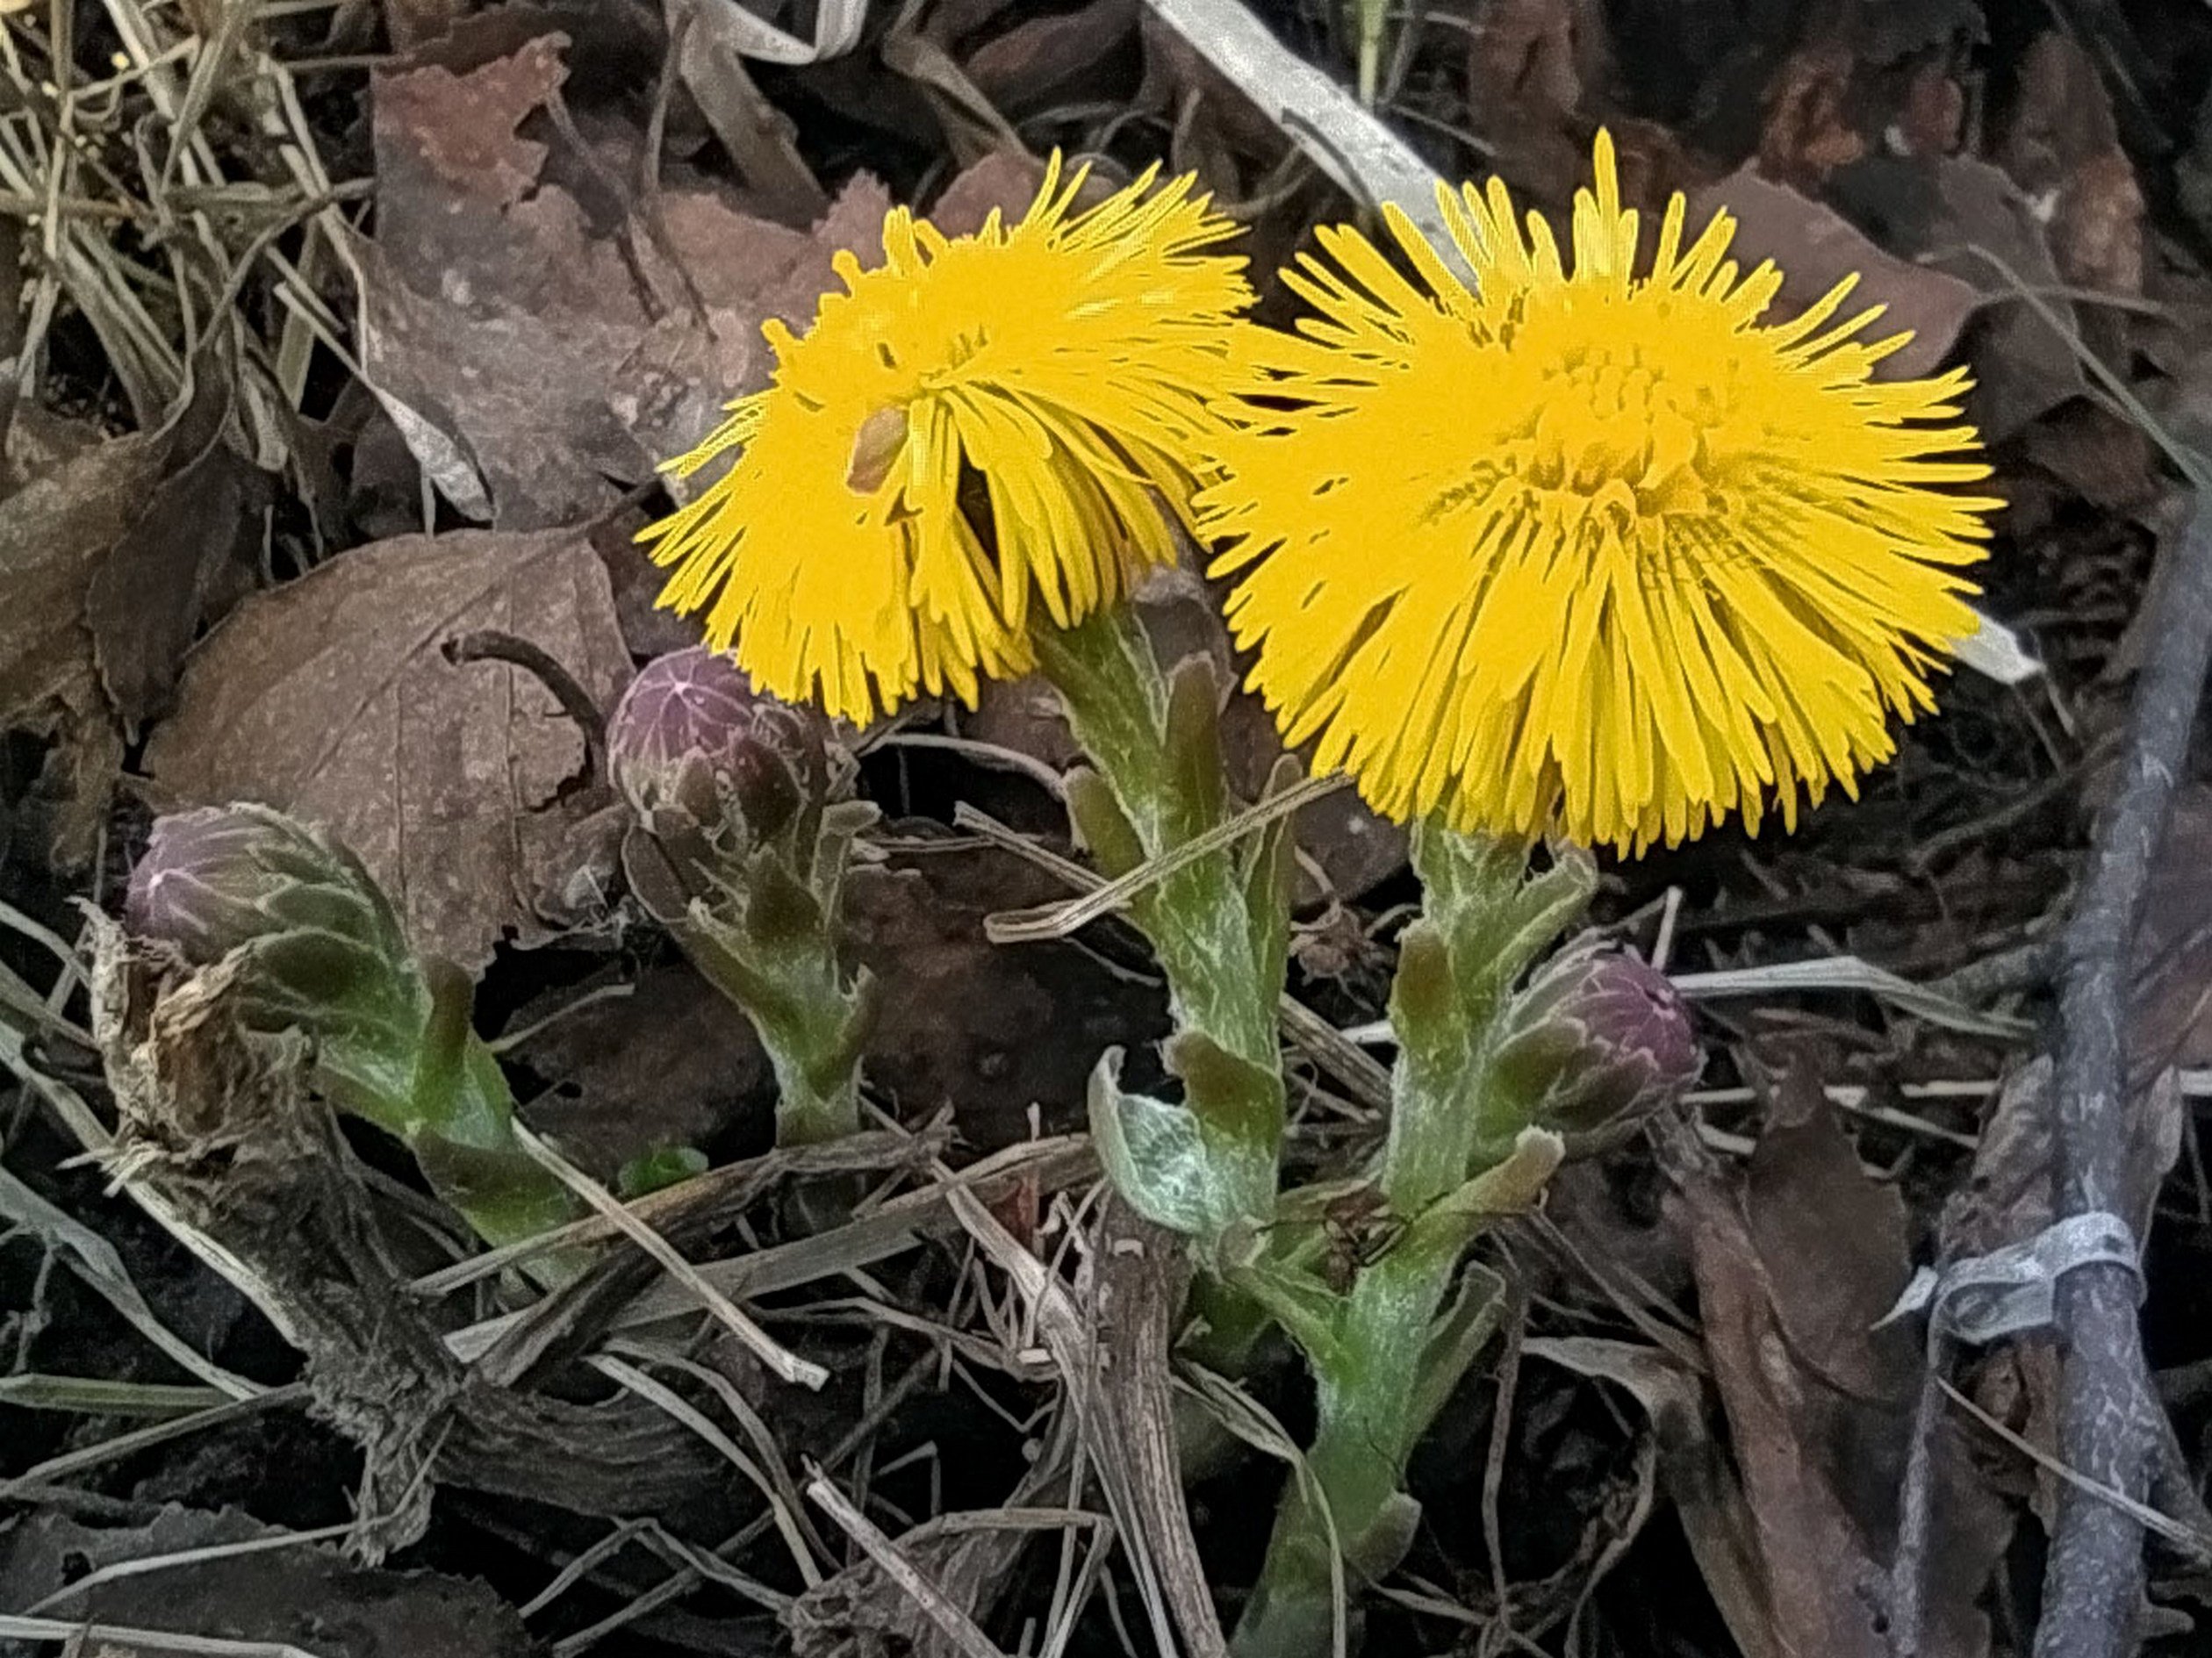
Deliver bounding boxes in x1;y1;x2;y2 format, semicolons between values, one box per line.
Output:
4;1;2212;1655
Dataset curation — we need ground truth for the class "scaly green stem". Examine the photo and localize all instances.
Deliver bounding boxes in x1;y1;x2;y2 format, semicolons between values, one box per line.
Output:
676;907;870;1147
1233;824;1589;1657
1033;606;1292;1246
315;958;578;1254
1234;1246;1467;1657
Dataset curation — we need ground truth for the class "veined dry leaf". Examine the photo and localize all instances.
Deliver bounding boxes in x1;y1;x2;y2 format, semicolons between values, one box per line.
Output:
144;530;631;971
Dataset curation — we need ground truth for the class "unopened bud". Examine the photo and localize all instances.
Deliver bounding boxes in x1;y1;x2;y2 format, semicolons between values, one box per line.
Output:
1491;946;1699;1135
126;804;432;1116
127;805;416;1014
126;806;578;1255
607;648;834;844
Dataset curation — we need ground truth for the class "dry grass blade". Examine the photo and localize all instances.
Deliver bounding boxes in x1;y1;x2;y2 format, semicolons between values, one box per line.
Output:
0;1385;310;1502
5;951;307;1380
448;1136;1100;1359
585;1354;817;1598
517;1519;659;1619
605;1342;833;1568
805;1469;1016;1658
0;980;262;1400
980;772;1347;944
942;1176;1186;1658
0;1374;227;1415
412;1129;931;1297
20;1521;356;1617
1341;955;2031;1044
1938;1377;2212;1557
511;1122;830;1389
0;1150;261;1399
1137;0;1450;238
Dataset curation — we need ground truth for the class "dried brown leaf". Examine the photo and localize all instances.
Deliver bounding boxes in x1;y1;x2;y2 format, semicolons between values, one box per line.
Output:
1756;47;1869;186
143;530;631;971
966;0;1140;118
0;441;155;729
928;148;1052;236
360;33;888;530
0;436;162;866
1822;154;2084;438
1686;167;1977;383
1996;33;2142;384
1670;1143;1893;1658
84;368;270;735
1663;1087;2011;1658
1745;1062;1919;1409
1462;0;1610;205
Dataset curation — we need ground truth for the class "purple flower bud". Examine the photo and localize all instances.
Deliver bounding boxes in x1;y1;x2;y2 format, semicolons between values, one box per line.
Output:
125;805;424;1056
607;648;834;843
128;806;404;968
1492;945;1700;1134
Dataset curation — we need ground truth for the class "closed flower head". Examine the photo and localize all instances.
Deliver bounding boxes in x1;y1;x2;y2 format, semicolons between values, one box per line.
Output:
640;157;1254;725
608;646;836;843
1204;132;2000;853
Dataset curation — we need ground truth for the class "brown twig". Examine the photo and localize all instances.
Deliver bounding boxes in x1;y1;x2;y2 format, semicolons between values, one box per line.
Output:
442;628;607;798
1097;1200;1229;1658
1887;1332;1954;1654
2037;494;2212;1658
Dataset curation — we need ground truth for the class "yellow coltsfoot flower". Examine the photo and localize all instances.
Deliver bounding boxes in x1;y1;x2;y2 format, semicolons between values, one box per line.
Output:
640;157;1255;725
1203;132;2001;854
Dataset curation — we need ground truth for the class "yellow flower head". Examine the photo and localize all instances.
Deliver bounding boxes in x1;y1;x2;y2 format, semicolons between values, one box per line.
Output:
1203;132;2000;854
640;157;1253;725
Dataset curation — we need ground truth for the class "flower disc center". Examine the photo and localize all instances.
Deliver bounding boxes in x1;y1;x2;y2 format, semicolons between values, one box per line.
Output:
1525;343;1717;514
